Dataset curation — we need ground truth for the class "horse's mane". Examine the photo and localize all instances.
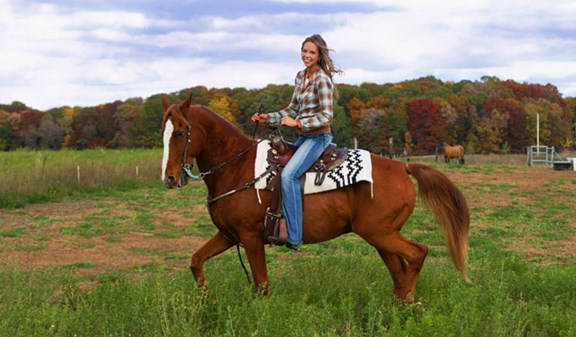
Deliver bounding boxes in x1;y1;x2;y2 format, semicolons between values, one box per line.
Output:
189;105;254;143
161;102;252;143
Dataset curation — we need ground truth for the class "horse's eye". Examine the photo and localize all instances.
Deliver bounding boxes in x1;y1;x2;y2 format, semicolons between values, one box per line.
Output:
175;131;185;138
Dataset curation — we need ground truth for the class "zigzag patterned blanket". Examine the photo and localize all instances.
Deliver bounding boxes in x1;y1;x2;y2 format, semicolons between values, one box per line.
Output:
254;140;373;195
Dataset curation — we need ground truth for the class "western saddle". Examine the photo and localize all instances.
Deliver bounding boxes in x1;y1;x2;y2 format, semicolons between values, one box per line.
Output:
263;129;348;245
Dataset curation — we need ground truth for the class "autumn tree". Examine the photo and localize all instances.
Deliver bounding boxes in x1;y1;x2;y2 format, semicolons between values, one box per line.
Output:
565;97;576;149
0;110;20;150
337;85;370;117
94;101;121;148
347;97;366;125
366;95;391;111
208;94;236;124
447;94;473;145
483;96;528;153
18;109;46;149
38;119;65;149
524;98;571;149
111;98;142;148
2;78;575;153
475;107;509;153
0;101;28;113
406;98;442;154
66;106;97;149
356;108;388;154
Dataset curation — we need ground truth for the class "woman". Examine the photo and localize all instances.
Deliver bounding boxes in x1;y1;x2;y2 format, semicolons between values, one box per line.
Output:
251;34;342;251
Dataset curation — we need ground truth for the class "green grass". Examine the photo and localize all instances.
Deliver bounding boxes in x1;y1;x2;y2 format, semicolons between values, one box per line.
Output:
1;250;574;337
1;152;575;336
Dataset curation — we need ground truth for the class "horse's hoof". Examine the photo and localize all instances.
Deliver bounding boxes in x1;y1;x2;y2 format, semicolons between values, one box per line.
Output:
412;302;425;314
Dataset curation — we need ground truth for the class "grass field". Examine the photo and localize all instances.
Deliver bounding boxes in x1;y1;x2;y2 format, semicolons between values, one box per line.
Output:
1;150;575;336
0;149;163;208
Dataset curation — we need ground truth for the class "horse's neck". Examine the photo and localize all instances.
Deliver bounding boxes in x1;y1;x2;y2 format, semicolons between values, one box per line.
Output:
195;114;255;185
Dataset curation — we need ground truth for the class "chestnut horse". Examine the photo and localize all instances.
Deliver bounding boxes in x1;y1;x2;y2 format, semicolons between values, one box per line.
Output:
444;144;465;164
161;95;470;302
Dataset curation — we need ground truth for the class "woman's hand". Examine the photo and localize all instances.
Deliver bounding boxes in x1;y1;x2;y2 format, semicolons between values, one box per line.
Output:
251;112;268;122
281;116;298;127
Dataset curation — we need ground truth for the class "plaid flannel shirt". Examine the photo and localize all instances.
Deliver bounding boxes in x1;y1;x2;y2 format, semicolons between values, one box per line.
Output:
267;67;334;134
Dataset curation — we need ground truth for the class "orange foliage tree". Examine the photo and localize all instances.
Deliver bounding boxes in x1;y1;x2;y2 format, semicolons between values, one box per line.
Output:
407;98;443;155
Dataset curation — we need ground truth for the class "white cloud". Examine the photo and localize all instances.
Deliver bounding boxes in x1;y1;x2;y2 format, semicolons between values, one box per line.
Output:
1;0;576;109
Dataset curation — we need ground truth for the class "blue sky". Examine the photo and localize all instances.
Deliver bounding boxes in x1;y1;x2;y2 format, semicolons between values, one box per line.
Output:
1;0;575;110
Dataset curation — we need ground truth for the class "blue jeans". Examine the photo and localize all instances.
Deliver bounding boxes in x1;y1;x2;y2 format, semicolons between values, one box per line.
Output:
281;133;333;245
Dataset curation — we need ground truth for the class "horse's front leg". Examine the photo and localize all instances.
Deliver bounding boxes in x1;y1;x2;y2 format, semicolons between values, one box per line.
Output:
190;230;234;289
239;230;269;295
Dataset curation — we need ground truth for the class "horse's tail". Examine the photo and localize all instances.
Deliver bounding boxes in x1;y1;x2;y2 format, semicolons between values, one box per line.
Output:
405;163;470;283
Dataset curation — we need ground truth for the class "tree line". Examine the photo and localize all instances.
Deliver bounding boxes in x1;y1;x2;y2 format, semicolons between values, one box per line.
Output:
1;76;575;155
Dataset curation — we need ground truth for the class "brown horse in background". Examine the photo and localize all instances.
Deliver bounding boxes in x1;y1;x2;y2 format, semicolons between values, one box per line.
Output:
444;144;465;164
161;94;470;303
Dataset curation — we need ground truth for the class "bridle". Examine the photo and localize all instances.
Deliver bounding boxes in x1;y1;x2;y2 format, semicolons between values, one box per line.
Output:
179;104;267;181
180;125;197;178
176;121;277;206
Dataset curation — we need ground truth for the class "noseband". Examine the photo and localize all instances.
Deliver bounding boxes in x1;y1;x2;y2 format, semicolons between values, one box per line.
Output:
180;125;199;179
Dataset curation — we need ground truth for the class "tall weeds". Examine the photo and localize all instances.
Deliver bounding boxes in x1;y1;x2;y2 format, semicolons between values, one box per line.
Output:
0;149;163;208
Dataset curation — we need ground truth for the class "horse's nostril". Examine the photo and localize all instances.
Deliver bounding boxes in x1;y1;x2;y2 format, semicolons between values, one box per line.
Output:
165;176;176;188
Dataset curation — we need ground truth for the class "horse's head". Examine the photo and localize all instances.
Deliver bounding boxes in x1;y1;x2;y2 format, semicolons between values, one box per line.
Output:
161;93;200;188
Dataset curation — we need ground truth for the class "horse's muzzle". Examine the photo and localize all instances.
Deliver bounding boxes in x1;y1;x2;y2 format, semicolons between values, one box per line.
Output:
164;174;188;188
164;176;177;189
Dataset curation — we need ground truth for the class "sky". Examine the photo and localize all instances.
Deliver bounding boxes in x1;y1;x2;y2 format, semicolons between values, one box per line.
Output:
1;0;576;110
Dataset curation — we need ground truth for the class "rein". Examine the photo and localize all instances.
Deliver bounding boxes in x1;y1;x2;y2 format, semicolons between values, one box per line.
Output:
181;129;276;206
205;164;278;206
182;105;267;180
182;130;267;180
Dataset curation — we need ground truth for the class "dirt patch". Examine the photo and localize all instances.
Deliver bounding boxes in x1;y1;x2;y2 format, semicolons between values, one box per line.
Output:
445;167;576;262
0;199;209;277
448;167;569;204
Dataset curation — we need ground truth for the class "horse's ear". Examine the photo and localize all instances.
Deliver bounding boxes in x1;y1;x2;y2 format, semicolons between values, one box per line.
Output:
181;91;192;112
162;95;170;110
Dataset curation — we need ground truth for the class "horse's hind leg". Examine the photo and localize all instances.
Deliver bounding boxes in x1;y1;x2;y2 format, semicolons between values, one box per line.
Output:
377;251;408;299
190;231;234;289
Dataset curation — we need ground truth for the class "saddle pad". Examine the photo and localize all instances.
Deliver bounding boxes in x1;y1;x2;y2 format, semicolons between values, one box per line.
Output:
254;140;373;195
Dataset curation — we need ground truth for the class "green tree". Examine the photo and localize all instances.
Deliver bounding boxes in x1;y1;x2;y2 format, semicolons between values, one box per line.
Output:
337;85;370;116
331;104;353;147
128;94;168;148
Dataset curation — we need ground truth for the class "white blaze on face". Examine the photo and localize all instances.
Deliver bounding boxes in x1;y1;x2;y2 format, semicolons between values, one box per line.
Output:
161;119;174;181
